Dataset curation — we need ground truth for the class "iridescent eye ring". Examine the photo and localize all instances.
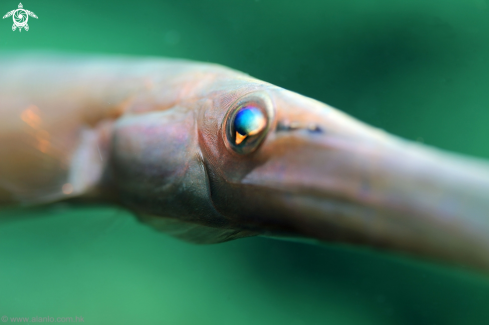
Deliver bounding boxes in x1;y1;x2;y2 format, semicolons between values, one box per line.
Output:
222;92;275;155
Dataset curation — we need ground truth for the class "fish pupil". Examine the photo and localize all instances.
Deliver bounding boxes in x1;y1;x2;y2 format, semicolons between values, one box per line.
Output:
234;106;266;137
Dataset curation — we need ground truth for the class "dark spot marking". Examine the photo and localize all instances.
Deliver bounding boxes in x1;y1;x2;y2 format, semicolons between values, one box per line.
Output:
307;125;323;134
277;121;324;134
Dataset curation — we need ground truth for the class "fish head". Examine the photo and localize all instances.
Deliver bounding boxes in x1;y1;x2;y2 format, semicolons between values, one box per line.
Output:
110;65;489;270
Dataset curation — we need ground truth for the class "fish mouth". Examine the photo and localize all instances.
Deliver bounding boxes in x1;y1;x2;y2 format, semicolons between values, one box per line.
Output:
227;89;489;271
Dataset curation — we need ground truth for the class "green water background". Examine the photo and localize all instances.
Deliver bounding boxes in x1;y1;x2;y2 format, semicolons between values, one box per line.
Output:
1;0;489;324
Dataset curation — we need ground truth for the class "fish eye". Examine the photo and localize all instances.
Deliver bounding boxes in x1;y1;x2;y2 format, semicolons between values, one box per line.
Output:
234;106;266;144
223;92;275;155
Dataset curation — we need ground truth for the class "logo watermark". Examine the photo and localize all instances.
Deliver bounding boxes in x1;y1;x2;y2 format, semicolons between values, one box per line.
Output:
2;3;38;32
1;315;84;323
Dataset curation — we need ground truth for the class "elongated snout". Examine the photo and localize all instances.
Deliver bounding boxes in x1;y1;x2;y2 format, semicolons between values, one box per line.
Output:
211;88;489;271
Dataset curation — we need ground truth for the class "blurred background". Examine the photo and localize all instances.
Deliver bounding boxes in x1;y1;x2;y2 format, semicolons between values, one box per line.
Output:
1;0;489;324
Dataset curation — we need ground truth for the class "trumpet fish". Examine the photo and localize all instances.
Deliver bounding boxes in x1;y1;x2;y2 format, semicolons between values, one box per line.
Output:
2;54;489;271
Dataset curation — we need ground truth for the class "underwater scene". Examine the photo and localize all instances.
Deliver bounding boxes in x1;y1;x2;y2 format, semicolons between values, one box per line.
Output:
2;0;489;324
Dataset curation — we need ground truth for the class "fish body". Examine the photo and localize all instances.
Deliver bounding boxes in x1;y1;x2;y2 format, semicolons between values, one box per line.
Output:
2;54;489;271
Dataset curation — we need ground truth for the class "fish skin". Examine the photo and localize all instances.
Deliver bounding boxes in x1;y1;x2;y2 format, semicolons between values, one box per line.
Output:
2;53;489;271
